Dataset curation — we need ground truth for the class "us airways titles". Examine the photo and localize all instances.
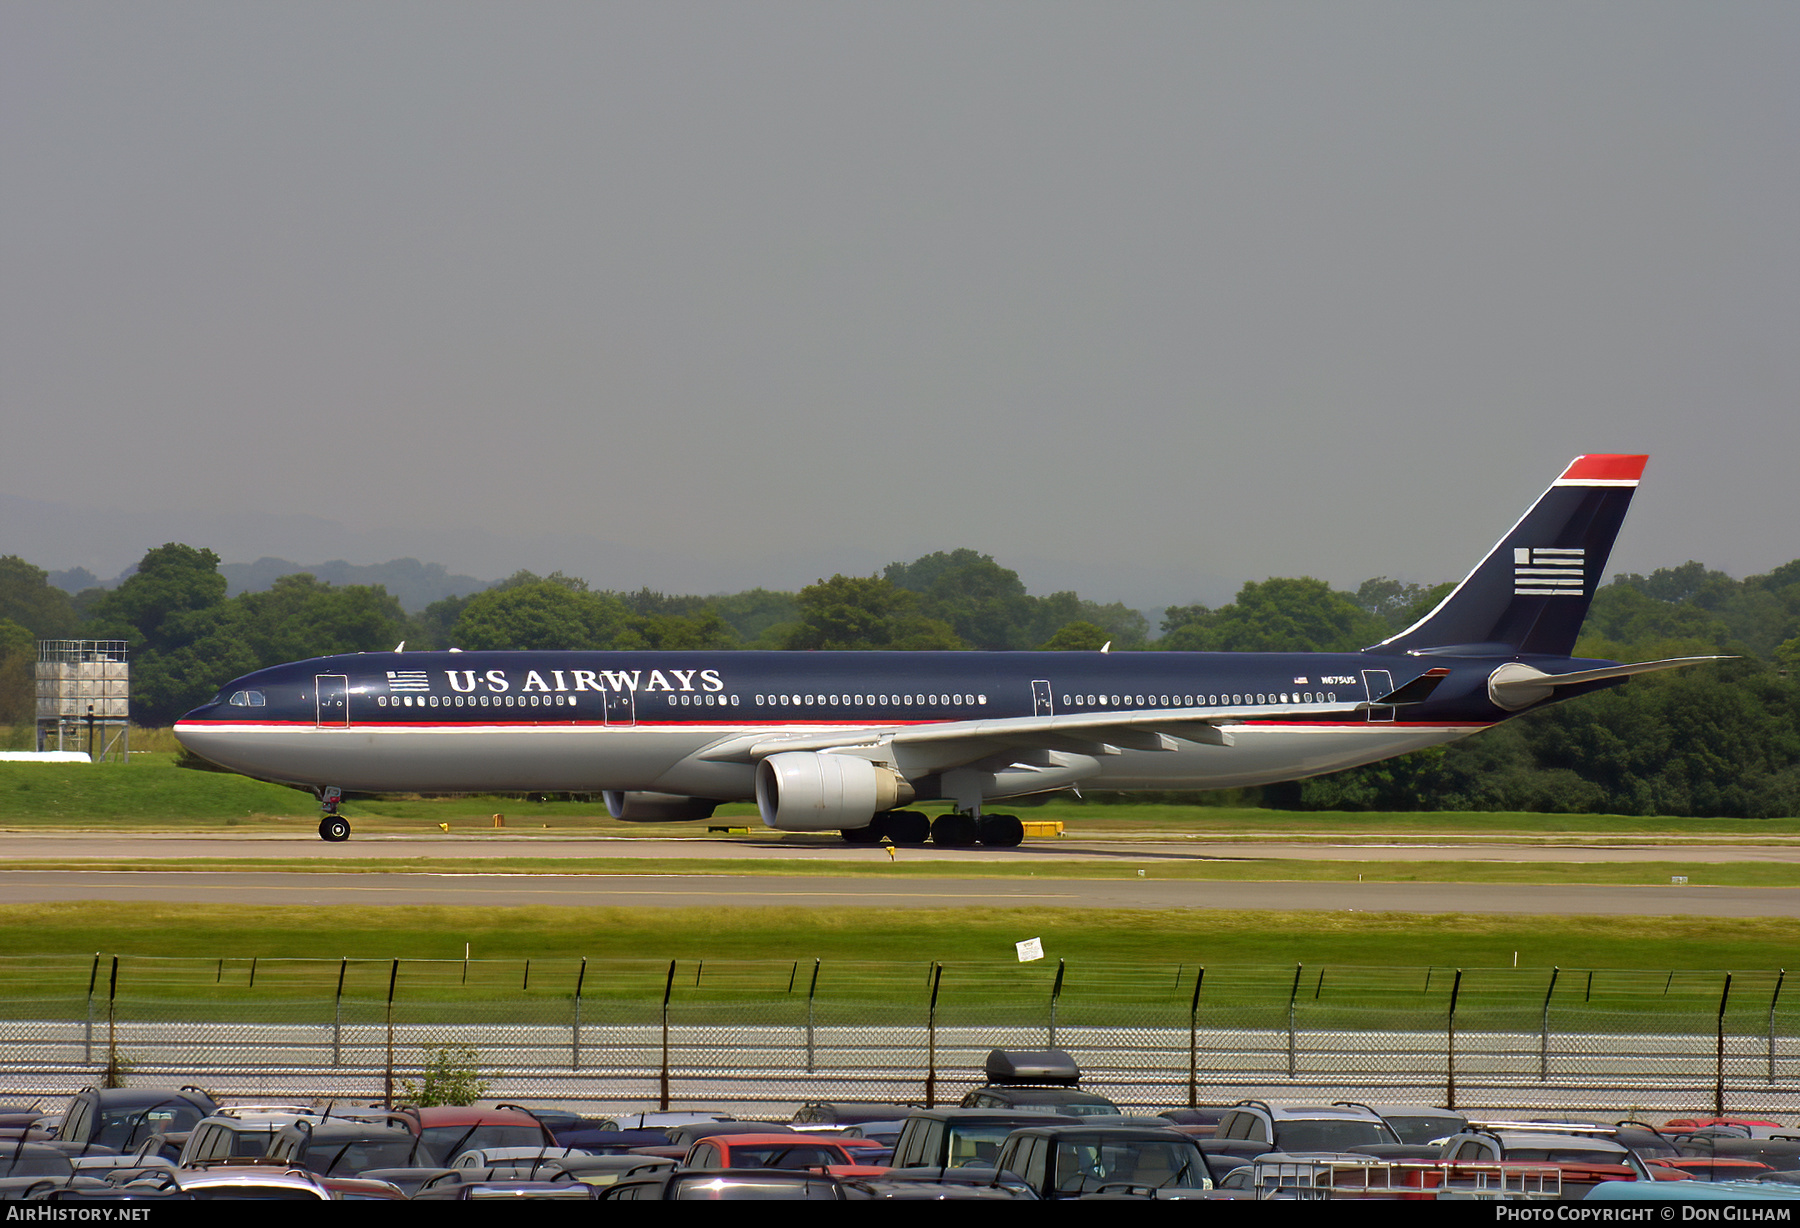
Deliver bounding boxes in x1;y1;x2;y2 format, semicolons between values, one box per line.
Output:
388;667;727;696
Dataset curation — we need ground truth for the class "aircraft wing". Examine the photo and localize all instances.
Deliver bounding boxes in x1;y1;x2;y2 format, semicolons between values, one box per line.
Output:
695;669;1455;776
696;699;1353;775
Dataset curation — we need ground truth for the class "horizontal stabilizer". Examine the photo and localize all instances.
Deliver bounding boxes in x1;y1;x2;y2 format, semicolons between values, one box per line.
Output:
1487;656;1729;711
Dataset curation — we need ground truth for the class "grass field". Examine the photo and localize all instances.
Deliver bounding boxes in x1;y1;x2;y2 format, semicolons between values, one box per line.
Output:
2;753;1797;1005
5;755;1799;840
3;901;1796;972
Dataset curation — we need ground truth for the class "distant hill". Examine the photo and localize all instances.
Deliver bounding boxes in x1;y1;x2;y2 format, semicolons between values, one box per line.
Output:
219;558;496;612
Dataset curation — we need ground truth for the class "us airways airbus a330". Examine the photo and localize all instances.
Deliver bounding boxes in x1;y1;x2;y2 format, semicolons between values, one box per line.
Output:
176;454;1718;844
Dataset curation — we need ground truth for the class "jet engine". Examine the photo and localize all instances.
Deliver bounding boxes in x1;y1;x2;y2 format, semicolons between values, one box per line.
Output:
755;752;912;832
603;791;721;822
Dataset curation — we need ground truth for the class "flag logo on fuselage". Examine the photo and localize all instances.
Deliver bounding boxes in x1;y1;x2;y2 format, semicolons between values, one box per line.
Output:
1514;547;1585;596
385;671;431;692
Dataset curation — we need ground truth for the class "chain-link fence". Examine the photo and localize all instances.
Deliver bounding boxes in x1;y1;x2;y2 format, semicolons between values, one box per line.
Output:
0;956;1791;1115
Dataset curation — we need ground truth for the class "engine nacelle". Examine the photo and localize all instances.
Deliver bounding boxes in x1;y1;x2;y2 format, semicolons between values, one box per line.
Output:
603;791;720;822
755;752;911;832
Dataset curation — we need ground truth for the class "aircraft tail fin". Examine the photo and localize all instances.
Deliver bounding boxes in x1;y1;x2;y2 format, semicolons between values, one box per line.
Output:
1373;454;1647;657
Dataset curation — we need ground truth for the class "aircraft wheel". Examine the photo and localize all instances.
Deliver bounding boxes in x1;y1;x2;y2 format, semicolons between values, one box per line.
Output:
978;814;1024;847
840;824;883;844
885;811;932;845
931;813;978;847
318;816;351;843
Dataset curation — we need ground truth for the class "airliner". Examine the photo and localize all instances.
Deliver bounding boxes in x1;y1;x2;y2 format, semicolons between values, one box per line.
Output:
175;454;1716;844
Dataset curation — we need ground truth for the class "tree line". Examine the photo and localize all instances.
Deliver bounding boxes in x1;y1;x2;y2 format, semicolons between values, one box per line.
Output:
2;546;1794;818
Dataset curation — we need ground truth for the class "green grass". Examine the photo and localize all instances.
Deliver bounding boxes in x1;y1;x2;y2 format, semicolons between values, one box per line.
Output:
2;905;1791;1035
3;901;1796;970
5;757;1798;838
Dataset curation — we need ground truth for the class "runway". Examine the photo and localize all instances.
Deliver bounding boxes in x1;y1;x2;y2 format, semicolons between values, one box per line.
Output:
0;869;1796;917
5;831;1800;863
2;831;1796;916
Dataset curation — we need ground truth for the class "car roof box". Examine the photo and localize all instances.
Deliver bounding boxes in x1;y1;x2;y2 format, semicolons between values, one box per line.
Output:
983;1048;1080;1086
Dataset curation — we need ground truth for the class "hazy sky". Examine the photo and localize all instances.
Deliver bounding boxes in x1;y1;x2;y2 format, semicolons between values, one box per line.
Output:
4;2;1795;611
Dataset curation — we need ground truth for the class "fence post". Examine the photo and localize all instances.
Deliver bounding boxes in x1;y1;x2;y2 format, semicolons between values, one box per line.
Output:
1446;969;1463;1111
805;960;821;1074
1048;960;1065;1048
103;956;120;1088
925;963;944;1108
572;958;587;1071
1539;967;1559;1080
333;958;347;1067
1769;970;1785;1084
1716;972;1733;1117
1286;964;1302;1079
1187;967;1205;1107
659;960;676;1111
383;958;398;1109
84;954;98;1064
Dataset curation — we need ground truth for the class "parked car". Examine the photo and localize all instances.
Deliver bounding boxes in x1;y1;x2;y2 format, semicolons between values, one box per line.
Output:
173;1169;332;1200
890;1109;1079;1170
1651;1157;1775;1182
791;1103;917;1128
600;1168;849;1200
409;1169;594;1200
176;1106;319;1167
682;1133;887;1177
1438;1127;1654;1198
1155;1107;1232;1137
1675;1137;1800;1170
605;1111;737;1132
960;1087;1121;1116
1663;1117;1785;1136
839;1175;1031;1200
1587;1177;1800;1202
388;1104;555;1166
1344;1103;1468;1145
1207;1100;1400;1164
448;1145;588;1172
263;1117;420;1176
959;1049;1122;1118
992;1124;1215;1199
55;1086;218;1154
540;1154;678;1188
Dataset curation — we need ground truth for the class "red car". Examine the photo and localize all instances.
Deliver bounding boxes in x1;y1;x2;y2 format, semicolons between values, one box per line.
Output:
683;1134;887;1178
388;1105;556;1167
1662;1117;1785;1135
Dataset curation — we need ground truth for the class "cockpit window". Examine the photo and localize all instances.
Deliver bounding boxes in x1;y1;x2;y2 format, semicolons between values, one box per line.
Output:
228;691;267;707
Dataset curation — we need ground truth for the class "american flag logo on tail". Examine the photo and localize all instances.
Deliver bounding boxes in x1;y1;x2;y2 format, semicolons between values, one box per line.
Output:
385;670;431;692
1514;548;1584;597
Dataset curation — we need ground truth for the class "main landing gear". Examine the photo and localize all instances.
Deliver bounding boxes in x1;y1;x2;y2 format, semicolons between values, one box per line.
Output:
840;810;1024;848
316;786;351;843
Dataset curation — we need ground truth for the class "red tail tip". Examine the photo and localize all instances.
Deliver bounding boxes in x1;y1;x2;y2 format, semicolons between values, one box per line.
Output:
1559;454;1648;483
